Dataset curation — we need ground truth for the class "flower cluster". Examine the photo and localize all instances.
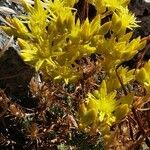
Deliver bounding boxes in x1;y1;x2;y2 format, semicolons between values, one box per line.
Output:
78;80;133;141
1;0;144;84
1;0;149;146
97;33;146;71
89;0;139;32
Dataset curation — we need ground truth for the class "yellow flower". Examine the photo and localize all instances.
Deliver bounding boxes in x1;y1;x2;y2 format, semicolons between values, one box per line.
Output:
18;34;65;71
92;81;117;125
78;80;132;133
97;35;146;70
79;80;118;128
116;7;140;30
